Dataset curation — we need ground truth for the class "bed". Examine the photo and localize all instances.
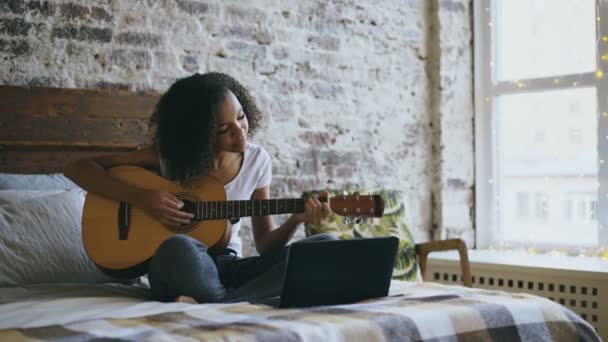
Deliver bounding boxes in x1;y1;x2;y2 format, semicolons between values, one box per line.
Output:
0;280;600;341
0;85;601;341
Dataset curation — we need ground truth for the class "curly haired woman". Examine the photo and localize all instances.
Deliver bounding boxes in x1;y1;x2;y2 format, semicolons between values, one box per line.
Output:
65;72;336;304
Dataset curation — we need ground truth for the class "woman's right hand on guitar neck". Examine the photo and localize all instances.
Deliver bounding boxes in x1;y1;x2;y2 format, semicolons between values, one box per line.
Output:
135;190;194;227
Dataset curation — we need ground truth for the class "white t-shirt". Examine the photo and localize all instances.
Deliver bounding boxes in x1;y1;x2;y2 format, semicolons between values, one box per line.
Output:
160;143;272;256
224;143;272;255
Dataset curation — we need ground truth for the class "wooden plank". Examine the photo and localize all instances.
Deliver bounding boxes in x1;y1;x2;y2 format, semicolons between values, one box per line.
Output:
0;150;130;174
0;141;138;150
0;114;151;146
0;85;159;173
0;85;160;119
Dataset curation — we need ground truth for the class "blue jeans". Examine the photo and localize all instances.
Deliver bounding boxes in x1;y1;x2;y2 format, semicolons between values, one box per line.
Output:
148;233;338;303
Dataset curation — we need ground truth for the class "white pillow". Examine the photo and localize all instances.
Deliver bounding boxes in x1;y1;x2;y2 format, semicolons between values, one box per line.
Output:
0;173;78;190
0;190;64;205
0;189;115;286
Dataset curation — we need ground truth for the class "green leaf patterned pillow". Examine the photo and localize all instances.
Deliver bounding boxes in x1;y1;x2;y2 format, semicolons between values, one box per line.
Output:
302;189;421;282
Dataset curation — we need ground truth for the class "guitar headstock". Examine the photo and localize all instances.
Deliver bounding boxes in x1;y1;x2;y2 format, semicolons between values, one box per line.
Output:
323;193;385;218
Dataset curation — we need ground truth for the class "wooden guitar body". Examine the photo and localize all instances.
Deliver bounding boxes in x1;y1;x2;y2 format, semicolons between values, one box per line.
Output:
82;166;230;277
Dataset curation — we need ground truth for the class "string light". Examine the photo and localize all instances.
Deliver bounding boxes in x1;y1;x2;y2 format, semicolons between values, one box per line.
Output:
603;36;608;42
553;78;560;84
486;244;608;259
602;54;608;61
596;70;604;79
516;82;525;88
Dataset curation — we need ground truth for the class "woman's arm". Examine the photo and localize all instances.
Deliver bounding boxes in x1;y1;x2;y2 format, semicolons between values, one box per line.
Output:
64;146;193;227
64;147;158;205
251;187;330;255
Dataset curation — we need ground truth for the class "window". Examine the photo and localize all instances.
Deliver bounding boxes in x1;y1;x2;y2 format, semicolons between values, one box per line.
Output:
568;100;582;116
564;192;597;223
474;0;607;249
568;129;582;143
534;192;549;220
515;192;530;220
514;191;549;222
533;129;545;143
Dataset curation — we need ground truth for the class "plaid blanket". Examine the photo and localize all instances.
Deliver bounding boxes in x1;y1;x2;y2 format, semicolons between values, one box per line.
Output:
0;282;600;341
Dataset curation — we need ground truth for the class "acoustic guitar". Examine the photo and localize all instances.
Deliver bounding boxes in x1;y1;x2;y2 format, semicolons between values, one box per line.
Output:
82;165;385;277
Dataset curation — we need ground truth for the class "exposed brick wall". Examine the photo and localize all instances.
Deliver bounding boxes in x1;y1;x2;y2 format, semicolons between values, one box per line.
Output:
0;0;474;256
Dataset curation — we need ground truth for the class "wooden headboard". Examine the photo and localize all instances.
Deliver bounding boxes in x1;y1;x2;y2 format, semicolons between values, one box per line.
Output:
0;86;161;174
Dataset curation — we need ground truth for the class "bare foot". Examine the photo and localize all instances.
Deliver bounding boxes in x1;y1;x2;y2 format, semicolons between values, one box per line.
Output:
175;296;198;304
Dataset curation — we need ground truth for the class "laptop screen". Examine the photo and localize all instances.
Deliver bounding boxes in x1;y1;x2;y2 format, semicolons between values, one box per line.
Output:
279;236;399;308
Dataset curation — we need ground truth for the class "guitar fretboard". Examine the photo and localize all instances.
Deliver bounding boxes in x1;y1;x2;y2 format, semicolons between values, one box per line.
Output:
194;198;306;221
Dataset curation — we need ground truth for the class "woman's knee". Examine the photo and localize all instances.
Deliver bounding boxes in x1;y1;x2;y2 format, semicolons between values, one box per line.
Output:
149;235;215;288
154;234;207;260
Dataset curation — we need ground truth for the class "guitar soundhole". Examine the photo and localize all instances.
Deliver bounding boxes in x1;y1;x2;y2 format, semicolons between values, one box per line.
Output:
168;193;199;233
181;200;196;215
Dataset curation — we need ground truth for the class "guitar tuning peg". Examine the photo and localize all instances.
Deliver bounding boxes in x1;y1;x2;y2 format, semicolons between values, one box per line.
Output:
355;217;363;224
343;217;350;224
368;191;372;196
342;190;349;196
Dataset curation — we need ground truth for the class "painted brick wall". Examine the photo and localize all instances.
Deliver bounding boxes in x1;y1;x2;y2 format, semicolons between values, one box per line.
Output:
0;0;474;256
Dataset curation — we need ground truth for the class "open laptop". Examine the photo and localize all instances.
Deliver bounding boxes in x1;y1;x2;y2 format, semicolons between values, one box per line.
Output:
258;236;399;308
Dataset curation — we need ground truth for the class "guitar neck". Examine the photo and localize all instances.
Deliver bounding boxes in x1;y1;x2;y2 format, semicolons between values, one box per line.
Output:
194;198;306;220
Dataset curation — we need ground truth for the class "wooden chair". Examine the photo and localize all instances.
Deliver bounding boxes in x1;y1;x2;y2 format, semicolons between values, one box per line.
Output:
416;238;472;287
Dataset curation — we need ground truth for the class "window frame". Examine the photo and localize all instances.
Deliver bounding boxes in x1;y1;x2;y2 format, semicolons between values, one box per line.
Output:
474;0;608;249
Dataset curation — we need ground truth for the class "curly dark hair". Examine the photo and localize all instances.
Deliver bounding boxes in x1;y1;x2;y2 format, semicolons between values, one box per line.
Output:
149;72;262;185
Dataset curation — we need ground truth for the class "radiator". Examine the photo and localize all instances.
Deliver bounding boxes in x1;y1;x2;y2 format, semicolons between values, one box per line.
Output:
426;250;607;340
